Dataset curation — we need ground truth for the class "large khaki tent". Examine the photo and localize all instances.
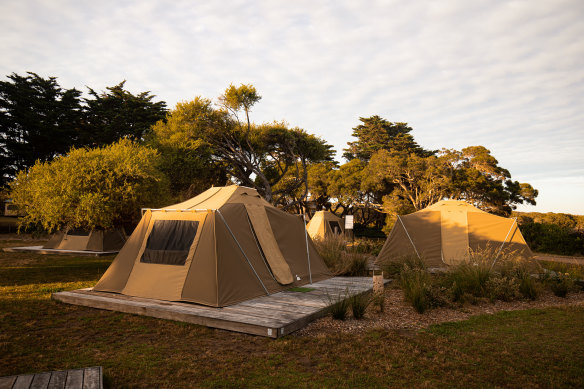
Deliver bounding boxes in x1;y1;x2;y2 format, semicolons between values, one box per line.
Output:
43;229;126;252
94;185;331;307
306;211;344;240
376;200;532;267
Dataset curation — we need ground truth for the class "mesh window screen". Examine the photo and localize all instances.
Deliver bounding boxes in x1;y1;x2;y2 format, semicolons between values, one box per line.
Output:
328;221;342;234
141;220;199;265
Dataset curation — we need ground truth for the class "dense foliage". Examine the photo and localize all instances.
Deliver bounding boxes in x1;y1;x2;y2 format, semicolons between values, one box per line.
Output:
0;72;166;187
10;139;169;232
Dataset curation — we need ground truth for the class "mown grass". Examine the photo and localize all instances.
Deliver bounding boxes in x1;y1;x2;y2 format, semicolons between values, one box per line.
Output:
1;240;583;388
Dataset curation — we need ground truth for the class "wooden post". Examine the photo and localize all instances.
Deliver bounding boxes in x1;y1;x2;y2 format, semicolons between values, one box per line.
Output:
372;270;385;312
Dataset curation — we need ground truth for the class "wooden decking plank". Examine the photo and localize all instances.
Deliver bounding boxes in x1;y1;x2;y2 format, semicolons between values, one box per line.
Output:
47;370;67;389
30;373;51;389
0;376;17;389
53;292;282;337
221;305;306;321
12;375;34;389
64;370;83;389
82;367;101;389
236;300;319;315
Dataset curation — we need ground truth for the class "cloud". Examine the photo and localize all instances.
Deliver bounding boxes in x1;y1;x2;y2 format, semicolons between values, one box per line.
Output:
1;0;583;213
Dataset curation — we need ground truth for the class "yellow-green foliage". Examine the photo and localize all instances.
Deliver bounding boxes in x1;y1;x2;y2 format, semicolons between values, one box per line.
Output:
10;139;170;232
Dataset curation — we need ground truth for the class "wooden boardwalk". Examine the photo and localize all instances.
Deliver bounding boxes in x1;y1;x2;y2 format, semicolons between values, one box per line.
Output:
52;277;386;338
3;246;117;257
0;367;102;389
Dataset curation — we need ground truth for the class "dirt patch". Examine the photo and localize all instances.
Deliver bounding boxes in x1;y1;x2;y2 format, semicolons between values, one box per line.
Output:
295;286;584;336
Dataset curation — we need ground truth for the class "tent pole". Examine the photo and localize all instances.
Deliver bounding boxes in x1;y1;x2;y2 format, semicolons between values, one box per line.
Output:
490;218;517;271
302;210;312;284
399;216;421;259
216;210;269;295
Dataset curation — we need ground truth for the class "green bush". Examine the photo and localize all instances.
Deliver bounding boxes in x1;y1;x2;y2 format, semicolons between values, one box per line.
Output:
547;272;574;298
519;222;584;256
352;238;385;256
343;252;369;276
10;139;170;232
485;276;520;302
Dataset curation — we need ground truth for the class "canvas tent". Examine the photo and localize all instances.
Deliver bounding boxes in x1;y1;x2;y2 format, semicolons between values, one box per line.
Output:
43;229;126;252
93;185;331;307
306;211;344;240
376;200;532;267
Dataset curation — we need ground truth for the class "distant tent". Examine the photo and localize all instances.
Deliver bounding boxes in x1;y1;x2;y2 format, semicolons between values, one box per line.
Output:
93;185;331;307
306;211;344;240
376;200;532;267
43;229;126;252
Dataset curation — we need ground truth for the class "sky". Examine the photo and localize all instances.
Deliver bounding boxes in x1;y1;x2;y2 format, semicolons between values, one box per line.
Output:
1;0;583;214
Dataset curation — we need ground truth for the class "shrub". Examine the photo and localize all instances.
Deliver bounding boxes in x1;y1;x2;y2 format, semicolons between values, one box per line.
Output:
349;293;371;319
10;139;170;232
548;272;574;298
485;276;520;302
352;238;385;256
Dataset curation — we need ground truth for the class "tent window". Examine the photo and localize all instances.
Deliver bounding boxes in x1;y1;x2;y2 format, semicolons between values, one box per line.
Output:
328;221;342;234
141;220;199;265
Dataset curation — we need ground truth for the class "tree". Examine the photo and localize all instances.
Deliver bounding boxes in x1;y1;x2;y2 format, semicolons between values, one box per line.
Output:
148;98;228;199
0;72;84;187
82;81;167;146
441;146;538;215
343;115;430;161
10;139;170;232
209;85;334;204
364;149;449;213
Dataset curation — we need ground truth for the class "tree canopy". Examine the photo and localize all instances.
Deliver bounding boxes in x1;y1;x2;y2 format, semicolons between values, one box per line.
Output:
10;139;169;232
0;72;84;187
0;73;167;188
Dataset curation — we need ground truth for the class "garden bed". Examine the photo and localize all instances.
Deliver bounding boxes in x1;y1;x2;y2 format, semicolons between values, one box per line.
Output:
297;285;584;336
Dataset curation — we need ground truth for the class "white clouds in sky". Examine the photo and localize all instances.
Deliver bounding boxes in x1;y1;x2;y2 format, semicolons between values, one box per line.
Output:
1;0;583;213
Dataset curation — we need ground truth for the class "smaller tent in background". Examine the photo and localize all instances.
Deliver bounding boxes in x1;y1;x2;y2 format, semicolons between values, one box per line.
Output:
376;200;532;268
43;229;127;252
306;211;344;240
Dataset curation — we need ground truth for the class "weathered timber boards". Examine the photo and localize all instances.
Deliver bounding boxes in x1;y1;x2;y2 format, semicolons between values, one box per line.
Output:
2;246;117;257
52;277;388;338
0;367;102;389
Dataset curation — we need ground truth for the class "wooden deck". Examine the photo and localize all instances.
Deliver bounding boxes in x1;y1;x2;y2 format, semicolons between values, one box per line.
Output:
3;246;117;257
0;367;102;389
52;277;387;338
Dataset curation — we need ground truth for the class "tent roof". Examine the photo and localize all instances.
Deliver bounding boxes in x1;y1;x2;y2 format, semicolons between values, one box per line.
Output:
163;185;269;211
418;200;488;215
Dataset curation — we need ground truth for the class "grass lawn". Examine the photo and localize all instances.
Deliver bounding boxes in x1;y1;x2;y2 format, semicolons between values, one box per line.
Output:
1;239;583;388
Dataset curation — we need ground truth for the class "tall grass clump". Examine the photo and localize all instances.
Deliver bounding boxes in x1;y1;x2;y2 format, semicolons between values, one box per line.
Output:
313;235;369;276
400;264;433;313
448;260;492;302
349;292;371;319
313;234;346;271
326;288;350;320
516;267;541;300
